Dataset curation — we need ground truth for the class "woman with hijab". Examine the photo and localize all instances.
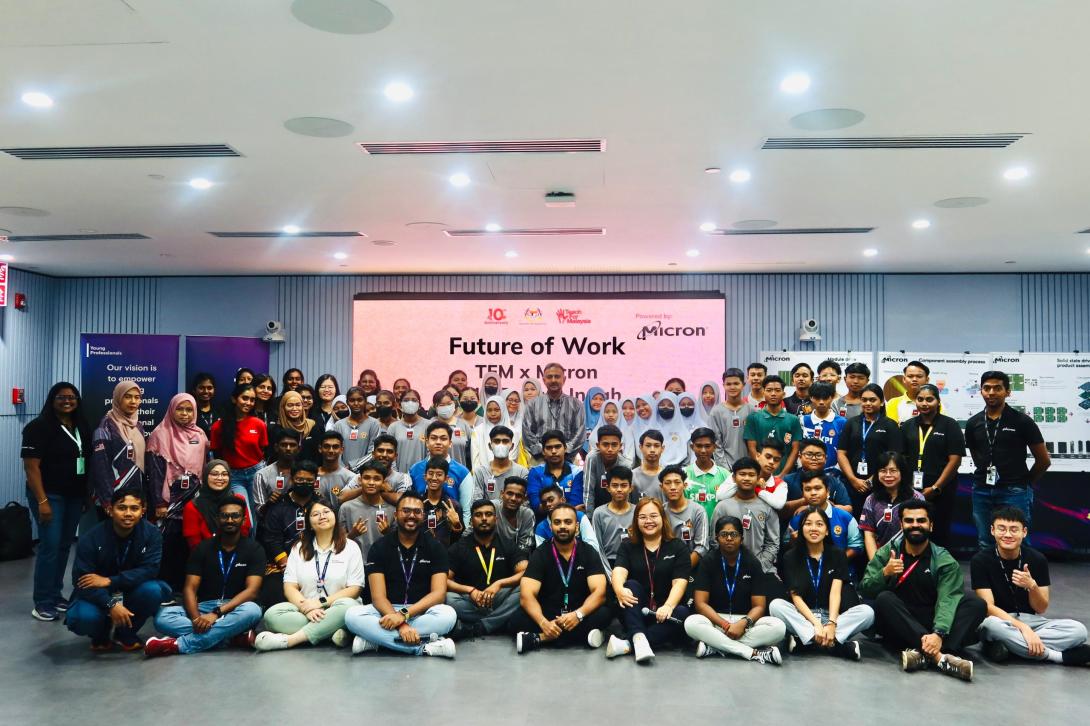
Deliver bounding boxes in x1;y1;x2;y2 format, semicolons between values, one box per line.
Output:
326;394;349;431
589;398;623;451
89;380;147;513
520;378;542;405
677;391;706;435
619;397;638;460
700;380;722;418
147;393;210;590
654;392;691;466
471;394;510;470
182;459;252;549
632;393;657;440
481;374;503;401
582;386;607;454
268;390;321;462
502;388;529;466
313;374;340;428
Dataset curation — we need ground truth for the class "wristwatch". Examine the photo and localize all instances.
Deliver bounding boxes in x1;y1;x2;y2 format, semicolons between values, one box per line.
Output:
574;609;585;622
933;629;948;638
319;596;328;607
212;606;223;616
741;615;754;626
398;606;410;618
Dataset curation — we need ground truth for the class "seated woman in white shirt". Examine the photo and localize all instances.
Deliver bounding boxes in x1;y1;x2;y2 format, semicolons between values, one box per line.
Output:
255;499;365;650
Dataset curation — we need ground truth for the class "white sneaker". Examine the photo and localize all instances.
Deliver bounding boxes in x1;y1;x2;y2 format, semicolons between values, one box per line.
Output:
632;633;655;664
605;634;632;659
422;637;456;659
752;646;782;665
351;635;379;655
586;628;605;649
695;642;713;658
253;632;289;652
330;628;348;648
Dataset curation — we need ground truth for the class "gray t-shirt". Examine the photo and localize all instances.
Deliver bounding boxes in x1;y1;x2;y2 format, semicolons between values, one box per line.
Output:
466;463;530;502
333;417;381;471
835;396;862;420
632;467;664;500
665;500;708;557
388;417;431;474
706;402;754;469
709;496;780;573
447;418;473;467
582;450;634;514
317;467;357;513
491;501;536;552
338;497;396;561
591;503;634;565
252;462;290;510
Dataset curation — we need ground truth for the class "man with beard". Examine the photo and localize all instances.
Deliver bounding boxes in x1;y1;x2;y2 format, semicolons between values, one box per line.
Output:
521;362;586;464
512;503;611;653
860;500;986;681
446;500;528;638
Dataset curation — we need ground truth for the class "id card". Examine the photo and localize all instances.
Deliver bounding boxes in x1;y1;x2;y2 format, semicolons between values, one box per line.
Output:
75;458;86;476
427;512;438;529
741;513;752;530
350;429;358;441
681;526;692;542
856;460;868;477
295;512;305;531
126;442;135;461
406;430;414;439
275;475;286;491
882;507;893;523
600;475;608;489
486;479;496;494
912;471;924;490
985;465;998;486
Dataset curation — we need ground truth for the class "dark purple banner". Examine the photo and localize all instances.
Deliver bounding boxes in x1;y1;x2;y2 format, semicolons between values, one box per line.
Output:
80;333;180;430
184;336;269;409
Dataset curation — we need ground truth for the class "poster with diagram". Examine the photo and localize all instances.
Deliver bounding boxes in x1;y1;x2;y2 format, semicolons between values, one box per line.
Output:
759;350;874;396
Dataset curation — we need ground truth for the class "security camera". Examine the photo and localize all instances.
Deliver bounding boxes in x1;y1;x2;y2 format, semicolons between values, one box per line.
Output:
263;320;286;343
799;318;822;342
266;320;283;333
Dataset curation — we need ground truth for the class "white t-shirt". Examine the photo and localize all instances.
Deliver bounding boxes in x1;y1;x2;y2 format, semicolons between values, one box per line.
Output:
284;538;365;600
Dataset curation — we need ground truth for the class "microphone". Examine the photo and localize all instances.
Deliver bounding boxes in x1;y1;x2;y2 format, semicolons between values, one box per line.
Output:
642;606;683;625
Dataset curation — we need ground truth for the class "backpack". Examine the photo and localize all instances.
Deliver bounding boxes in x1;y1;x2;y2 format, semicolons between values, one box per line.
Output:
0;501;33;560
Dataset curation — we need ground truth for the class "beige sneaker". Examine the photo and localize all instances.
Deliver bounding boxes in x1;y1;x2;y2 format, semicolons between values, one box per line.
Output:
936;654;973;682
901;648;928;672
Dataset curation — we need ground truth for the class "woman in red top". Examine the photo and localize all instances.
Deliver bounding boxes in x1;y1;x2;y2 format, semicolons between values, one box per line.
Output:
209;383;268;527
182;459;251;549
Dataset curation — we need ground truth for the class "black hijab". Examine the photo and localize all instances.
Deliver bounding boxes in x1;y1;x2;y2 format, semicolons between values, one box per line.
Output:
193;459;233;532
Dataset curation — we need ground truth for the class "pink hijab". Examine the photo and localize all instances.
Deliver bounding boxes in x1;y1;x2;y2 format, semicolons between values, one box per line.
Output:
147;393;209;500
106;380;146;472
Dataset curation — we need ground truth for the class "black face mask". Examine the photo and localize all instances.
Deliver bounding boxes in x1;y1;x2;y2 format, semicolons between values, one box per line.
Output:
376;405;394;419
460;400;478;413
679;406;696;417
291;483;315;498
658;408;675;420
483;386;499;397
904;528;929;544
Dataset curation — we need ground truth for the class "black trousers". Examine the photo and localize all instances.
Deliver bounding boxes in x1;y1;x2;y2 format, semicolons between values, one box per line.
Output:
618;580;691;648
509;605;613;646
873;590;986;653
928;484;959;548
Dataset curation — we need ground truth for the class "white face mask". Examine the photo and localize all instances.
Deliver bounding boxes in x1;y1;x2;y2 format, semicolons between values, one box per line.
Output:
436;404;456;419
491;443;511;459
401;400;420;415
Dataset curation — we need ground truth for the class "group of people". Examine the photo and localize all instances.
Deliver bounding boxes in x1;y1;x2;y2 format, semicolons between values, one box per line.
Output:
20;359;1087;680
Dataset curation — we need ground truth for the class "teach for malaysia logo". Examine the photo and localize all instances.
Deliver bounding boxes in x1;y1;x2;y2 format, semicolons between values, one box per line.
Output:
556;308;591;324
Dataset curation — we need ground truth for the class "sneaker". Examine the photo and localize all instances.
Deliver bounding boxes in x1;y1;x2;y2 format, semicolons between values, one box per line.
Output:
113;631;143;652
469;622;488;639
695;642;714;658
901;648;928;673
632;633;655;664
605;634;632;659
229;629;257;649
422;637;456;659
351;635;379;655
253;631;290;652
983;639;1010;663
330;628;348;648
54;598;71;613
448;622;470;642
516;631;540;654
785;634;797;654
31;607;58;622
143;636;179;658
752;646;782;665
90;638;113;652
834;640;862;661
935;654;973;682
586;628;605;649
1062;644;1090;666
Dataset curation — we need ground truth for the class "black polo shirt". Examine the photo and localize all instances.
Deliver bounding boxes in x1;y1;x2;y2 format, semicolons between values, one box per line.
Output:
523;540;605;614
20;417;89;497
187;536;266;602
615;538;692;605
366;531;449;605
964;406;1044;486
890;544;937;610
782;545;857;610
970;545;1050;614
838;415;903;472
693;549;765;615
784;394;811;416
448;536;527;590
900;414;966;487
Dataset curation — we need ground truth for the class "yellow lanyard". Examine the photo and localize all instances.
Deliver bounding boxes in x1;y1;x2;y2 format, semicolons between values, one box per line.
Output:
475;545;496;585
917;424;934;471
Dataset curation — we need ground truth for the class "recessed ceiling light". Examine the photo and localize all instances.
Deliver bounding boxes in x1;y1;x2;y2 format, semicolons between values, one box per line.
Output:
333;252;348;260
188;178;213;190
729;169;751;183
21;91;53;108
862;248;878;257
911;219;931;229
0;254;13;261
780;72;811;94
686;249;700;257
699;222;717;232
485;223;502;232
505;250;518;258
1003;166;1029;181
704;167;721;174
282;225;301;234
383;82;414;102
449;173;471;188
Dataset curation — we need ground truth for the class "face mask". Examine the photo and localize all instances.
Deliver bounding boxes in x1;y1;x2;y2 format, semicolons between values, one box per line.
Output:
904;528;929;544
484;386;499;397
460;400;478;413
401;401;420;415
492;444;511;459
291;483;314;498
376;405;393;418
437;404;456;419
680;406;696;417
658;408;675;421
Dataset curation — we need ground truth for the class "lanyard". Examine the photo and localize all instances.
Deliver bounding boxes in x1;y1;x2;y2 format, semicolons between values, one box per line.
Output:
60;424;82;451
643;546;660;610
315;550;333;596
984;416;1001;465
996;548;1024;602
917;423;934;471
398;546;419;602
896;555;922;587
720;554;741;613
806;554;824;595
551;541;578;611
860;417;875;461
475;545;496;585
218;549;238;601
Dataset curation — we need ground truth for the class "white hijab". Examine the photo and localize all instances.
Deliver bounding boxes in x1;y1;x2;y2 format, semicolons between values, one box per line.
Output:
654;391;691;466
589;398;623;450
677;390;705;434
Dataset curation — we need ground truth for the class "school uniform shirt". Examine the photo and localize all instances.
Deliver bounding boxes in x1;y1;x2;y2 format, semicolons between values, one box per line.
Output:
579;451;636;512
333;417;381;471
284;539;365;600
209;416;268;470
338;497;396;561
692;549;765;616
801;411;847;465
259;496;311;564
409;456;471;503
787;503;863;556
783;468;853;509
683;462;730;523
21;415;89;498
365;531;449;605
317;467;357;512
665;500;709;556
782;544;858;610
970;546;1050;615
187;536;266;602
527;462;584;511
742;408;804;475
423;494;464;546
388;417;432;474
857;491;925;548
631;468;664;501
964;405;1045;488
448;536;527;591
252;462;292;511
448;418;473;467
709;497;780;573
707;402;754;469
615;538;692;605
784;393;812;416
900;414;966;489
465;463;530;502
837;415;903;477
492;501;536;553
591;504;635;564
523;539;605;614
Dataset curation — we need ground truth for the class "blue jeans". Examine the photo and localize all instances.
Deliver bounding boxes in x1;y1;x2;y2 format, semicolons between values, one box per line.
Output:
155;600;262;653
66;580;170;640
972;484;1033;549
28;492;84;610
229;463;263;535
344;604;456;654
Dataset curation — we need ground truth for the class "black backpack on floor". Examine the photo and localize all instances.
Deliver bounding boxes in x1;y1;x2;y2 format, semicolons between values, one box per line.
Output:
0;501;33;560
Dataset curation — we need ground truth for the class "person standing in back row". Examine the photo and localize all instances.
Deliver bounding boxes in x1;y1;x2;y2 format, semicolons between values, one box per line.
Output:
899;384;964;548
522;363;586;464
837;383;902;514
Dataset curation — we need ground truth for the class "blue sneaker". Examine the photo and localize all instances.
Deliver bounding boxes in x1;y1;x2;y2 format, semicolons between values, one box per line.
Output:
54;597;71;613
31;607;58;622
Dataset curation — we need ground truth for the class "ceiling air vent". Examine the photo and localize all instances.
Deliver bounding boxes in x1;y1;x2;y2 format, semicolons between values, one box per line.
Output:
7;233;149;241
208;231;366;238
444;227;605;237
2;144;241;160
359;139;605;155
711;227;874;235
762;134;1025;150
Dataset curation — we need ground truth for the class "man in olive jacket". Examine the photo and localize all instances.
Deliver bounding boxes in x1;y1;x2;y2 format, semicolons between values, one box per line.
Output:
860;499;986;681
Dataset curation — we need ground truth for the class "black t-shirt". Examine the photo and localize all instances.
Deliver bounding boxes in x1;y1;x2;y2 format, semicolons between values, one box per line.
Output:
784;394;811;416
448;536;527;590
366;531;449;605
20;416;89;497
964;406;1045;486
782;544;857;610
422;495;463;546
838;415;903;472
523;540;605;614
970;545;1050;614
615;539;692;605
891;545;936;610
692;549;765;615
186;536;266;602
900;414;966;486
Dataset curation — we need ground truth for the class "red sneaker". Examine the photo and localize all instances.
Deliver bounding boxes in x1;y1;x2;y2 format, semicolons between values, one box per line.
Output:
143;636;179;657
229;629;257;649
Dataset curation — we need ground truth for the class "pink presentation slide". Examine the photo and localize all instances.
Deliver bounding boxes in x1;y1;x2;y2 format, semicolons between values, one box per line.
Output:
352;295;726;399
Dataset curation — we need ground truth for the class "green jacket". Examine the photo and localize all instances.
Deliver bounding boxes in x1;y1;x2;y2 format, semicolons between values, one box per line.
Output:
859;534;964;634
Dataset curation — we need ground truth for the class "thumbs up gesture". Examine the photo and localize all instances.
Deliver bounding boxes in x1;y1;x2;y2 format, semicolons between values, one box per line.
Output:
883;553;905;577
1011;563;1036;591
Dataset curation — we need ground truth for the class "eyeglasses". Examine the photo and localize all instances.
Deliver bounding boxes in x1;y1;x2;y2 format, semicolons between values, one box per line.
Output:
636;514;662;522
717;531;742;540
800;451;825;459
399;508;424;516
